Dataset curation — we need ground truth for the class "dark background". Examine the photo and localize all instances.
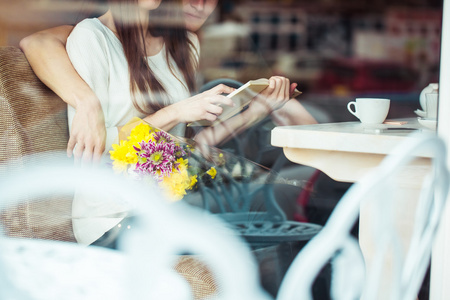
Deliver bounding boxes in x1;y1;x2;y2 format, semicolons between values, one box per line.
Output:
198;0;443;122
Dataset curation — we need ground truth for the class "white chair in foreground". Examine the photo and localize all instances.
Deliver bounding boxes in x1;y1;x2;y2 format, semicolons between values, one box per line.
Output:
277;133;449;300
0;158;271;300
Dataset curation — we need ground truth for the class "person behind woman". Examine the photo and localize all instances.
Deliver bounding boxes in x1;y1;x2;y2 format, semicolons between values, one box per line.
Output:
66;0;225;158
52;0;294;246
20;0;315;164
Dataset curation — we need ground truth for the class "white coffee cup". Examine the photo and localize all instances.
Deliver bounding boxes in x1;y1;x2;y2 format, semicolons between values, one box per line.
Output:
425;92;438;119
347;98;390;124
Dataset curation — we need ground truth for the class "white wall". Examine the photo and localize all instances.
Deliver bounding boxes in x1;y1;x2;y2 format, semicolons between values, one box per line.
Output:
431;0;450;298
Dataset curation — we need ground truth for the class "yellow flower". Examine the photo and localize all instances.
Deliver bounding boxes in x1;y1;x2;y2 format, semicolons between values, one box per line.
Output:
157;158;192;201
206;167;217;179
159;166;192;201
109;119;209;202
109;140;138;172
128;123;156;145
189;175;197;188
110;123;161;173
176;158;189;172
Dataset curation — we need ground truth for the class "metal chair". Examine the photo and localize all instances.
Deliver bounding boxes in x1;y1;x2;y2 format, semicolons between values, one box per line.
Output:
195;78;322;231
183;120;322;297
184;146;321;247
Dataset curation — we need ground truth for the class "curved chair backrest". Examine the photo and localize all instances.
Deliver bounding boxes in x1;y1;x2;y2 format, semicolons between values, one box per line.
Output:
0;157;271;300
277;133;449;300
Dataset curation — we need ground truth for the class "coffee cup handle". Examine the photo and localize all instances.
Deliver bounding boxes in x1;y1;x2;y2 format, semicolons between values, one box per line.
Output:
347;101;358;118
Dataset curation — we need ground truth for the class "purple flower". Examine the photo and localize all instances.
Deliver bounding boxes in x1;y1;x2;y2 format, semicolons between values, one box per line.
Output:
133;131;186;179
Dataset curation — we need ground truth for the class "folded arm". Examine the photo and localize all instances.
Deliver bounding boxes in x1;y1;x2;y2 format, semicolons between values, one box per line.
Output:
19;26;106;163
270;99;318;126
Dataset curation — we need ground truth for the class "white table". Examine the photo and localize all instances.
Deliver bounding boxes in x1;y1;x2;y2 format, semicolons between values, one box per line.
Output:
271;118;434;298
271;118;433;182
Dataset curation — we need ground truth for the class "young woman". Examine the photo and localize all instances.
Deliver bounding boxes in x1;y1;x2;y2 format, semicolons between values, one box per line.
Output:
67;0;231;157
65;0;220;245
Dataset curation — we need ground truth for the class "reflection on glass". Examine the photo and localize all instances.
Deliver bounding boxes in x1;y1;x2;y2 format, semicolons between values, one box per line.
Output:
0;0;443;298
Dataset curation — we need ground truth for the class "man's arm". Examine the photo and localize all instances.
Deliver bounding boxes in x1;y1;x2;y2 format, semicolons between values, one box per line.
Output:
194;77;303;146
270;99;318;126
20;26;106;163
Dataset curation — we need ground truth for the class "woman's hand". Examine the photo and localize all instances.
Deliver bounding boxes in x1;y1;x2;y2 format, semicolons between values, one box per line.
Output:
247;76;297;117
172;84;236;123
67;97;106;163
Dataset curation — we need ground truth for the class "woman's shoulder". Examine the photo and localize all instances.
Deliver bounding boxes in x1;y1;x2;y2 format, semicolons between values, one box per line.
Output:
68;18;119;53
71;18;109;38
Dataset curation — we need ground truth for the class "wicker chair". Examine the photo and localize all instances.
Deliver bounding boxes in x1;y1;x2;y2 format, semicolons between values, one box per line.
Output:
0;46;217;300
0;46;73;241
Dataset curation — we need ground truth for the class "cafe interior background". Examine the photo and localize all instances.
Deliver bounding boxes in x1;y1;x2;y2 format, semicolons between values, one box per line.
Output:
0;0;443;121
0;0;446;299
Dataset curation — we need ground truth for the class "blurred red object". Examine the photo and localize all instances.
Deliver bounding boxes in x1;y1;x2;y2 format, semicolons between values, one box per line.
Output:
312;58;418;95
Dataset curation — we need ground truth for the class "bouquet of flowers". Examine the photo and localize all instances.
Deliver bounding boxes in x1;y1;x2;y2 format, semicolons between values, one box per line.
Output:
109;118;218;201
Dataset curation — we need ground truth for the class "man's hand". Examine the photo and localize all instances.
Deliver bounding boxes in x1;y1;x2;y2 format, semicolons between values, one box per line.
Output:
20;25;107;164
67;98;106;164
247;76;296;117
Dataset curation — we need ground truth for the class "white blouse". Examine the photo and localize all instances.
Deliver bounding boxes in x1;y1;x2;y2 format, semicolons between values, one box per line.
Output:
66;18;200;245
67;18;199;153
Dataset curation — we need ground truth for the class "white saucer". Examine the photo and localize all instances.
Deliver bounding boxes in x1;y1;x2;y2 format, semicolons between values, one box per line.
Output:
414;109;427;118
417;117;437;130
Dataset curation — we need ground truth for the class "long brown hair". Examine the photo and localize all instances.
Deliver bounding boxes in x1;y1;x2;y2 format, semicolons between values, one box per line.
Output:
109;0;197;114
